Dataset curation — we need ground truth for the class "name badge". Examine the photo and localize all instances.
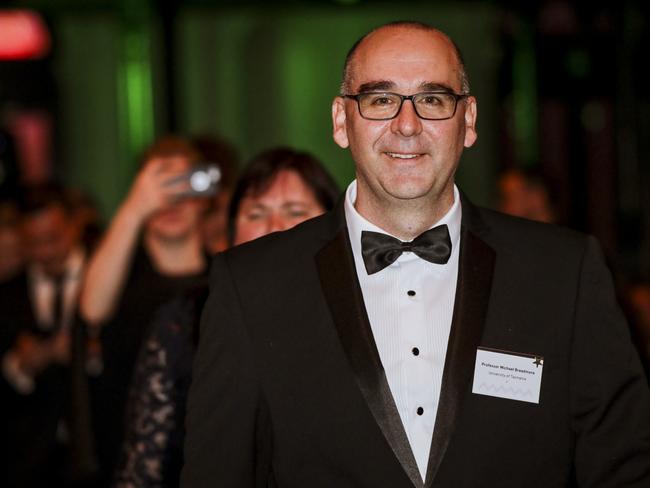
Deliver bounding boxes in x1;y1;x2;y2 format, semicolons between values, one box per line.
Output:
472;347;544;404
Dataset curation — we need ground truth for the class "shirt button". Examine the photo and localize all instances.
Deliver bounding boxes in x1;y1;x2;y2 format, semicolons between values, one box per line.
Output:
417;407;424;416
407;290;416;297
412;347;420;356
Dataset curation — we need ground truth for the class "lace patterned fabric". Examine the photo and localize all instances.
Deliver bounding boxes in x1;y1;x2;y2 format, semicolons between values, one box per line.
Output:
113;291;204;488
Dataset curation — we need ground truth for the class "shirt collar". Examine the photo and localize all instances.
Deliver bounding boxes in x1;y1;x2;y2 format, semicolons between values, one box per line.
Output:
29;246;86;284
344;180;462;268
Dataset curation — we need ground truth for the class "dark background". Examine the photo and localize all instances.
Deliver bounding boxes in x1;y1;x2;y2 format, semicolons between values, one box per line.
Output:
1;0;649;278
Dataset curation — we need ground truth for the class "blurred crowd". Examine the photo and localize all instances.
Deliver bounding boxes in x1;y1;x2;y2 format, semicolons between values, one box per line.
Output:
0;134;339;487
0;133;648;488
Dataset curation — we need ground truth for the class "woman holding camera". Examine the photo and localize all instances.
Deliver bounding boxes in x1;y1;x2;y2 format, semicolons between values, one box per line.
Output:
79;136;212;484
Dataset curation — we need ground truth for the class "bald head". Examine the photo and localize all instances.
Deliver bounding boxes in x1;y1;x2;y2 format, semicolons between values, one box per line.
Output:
340;21;470;95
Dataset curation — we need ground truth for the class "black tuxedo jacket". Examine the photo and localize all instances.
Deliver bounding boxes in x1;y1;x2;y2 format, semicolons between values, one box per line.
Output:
181;197;650;488
0;271;97;486
0;272;69;486
0;272;38;352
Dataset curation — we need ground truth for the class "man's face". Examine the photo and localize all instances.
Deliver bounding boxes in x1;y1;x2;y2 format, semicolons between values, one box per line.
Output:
497;171;554;224
21;205;78;277
332;27;477;212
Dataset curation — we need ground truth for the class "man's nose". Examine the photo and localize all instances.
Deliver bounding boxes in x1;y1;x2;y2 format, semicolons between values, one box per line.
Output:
390;99;423;137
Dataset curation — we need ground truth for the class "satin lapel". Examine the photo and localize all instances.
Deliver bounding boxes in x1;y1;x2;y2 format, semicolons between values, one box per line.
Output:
316;227;423;488
424;225;496;487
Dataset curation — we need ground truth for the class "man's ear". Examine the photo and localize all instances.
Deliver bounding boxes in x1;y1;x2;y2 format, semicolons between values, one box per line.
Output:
463;96;478;148
332;97;349;149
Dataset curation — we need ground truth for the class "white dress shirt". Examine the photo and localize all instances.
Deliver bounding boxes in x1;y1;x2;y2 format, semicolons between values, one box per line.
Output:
29;247;86;332
344;180;461;481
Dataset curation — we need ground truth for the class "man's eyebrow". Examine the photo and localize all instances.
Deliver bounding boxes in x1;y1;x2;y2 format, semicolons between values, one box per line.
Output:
353;81;458;94
356;80;395;93
420;82;456;92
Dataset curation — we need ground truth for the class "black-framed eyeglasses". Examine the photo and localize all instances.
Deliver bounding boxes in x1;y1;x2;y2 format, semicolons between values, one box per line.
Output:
341;91;469;121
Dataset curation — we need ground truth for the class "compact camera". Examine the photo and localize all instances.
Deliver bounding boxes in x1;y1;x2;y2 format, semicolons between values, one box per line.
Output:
166;163;222;197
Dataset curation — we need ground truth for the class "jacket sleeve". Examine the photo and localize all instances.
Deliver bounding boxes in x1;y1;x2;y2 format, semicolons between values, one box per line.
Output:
180;254;273;488
571;236;650;487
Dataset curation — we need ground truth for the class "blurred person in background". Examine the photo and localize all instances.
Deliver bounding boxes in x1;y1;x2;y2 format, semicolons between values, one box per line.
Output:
0;183;87;488
0;128;23;283
497;167;557;224
0;197;23;282
192;134;240;255
78;135;211;485
113;146;339;488
228;147;340;245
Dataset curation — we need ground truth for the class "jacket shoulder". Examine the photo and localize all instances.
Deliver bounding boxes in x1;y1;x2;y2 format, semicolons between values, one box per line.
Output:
472;206;589;255
219;212;338;273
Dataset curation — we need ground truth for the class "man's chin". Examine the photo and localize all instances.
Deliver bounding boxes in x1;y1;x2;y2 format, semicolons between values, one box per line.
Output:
380;178;437;202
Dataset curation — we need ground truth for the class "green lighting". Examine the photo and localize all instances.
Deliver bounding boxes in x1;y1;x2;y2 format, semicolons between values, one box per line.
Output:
512;21;538;168
117;25;154;178
565;49;590;79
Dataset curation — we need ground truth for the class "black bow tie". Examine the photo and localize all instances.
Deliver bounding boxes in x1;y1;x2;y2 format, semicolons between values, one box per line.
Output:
360;225;452;275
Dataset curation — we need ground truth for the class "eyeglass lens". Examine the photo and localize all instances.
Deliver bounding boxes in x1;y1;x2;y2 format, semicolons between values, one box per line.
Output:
358;92;458;120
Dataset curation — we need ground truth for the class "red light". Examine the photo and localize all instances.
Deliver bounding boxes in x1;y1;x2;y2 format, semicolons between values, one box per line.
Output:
0;10;51;60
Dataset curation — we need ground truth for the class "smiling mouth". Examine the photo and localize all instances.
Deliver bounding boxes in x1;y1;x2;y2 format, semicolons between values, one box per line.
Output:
385;152;423;159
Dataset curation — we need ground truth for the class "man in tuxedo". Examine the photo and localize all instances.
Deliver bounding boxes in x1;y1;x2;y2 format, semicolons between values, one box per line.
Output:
0;183;89;487
182;22;650;487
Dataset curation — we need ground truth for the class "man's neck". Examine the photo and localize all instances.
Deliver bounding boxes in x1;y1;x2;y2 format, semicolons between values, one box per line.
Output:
31;247;83;282
144;231;206;276
354;185;455;241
